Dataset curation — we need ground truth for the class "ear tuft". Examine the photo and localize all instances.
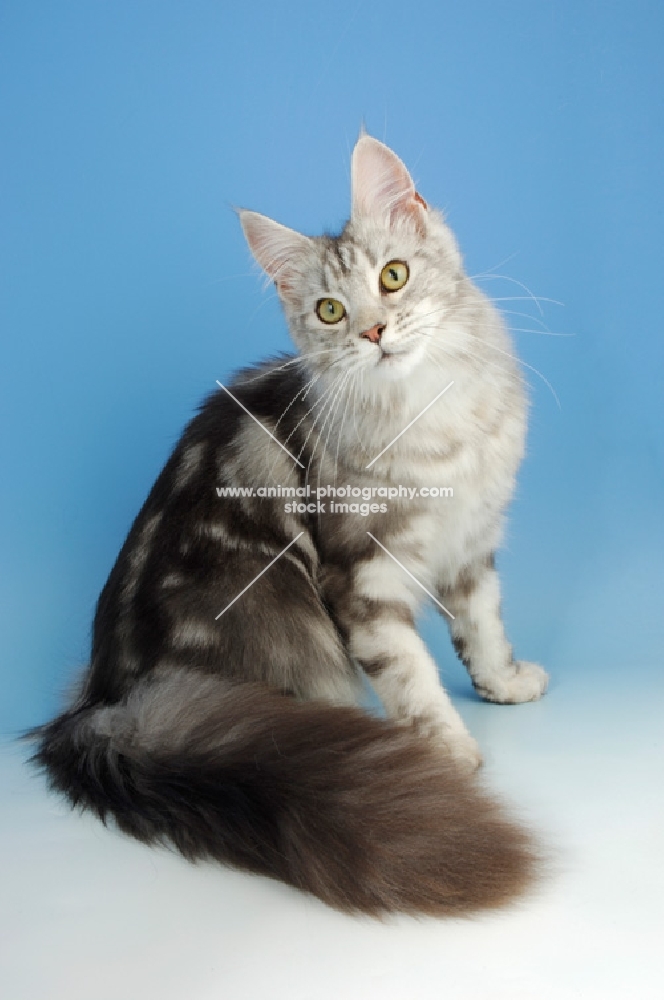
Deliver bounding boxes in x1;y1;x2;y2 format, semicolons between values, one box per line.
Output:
351;135;427;230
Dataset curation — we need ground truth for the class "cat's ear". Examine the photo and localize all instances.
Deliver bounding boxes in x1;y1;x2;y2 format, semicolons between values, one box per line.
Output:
351;135;428;230
239;210;312;302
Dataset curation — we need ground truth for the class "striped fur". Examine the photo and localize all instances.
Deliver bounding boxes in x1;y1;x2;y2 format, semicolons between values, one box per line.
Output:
30;134;547;916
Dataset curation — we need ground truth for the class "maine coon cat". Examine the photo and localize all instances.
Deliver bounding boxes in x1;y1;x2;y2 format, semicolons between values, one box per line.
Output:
31;134;548;915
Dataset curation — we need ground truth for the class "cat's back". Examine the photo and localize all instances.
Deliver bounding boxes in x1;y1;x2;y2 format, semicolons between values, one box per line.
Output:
87;357;317;702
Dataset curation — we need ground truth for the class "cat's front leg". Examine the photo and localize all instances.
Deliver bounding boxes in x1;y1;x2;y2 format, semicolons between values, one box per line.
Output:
442;555;549;704
347;600;482;772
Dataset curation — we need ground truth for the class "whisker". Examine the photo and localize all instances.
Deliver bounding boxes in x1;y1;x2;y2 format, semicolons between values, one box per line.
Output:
297;372;347;474
325;370;354;467
247;288;280;325
505;326;574;338
497;309;551;330
334;367;359;482
313;370;353;493
352;370;365;447
235;349;339;384
487;295;565;307
264;368;325;480
470;251;520;276
418;329;526;387
309;372;347;472
466;331;561;408
498;309;573;337
420;326;560;408
263;354;352;480
470;273;556;316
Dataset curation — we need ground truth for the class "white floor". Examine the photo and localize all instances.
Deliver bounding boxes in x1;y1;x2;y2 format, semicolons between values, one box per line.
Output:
2;667;663;1000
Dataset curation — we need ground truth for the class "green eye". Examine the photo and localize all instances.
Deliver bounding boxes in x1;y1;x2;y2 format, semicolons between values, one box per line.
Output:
316;297;346;324
380;260;409;292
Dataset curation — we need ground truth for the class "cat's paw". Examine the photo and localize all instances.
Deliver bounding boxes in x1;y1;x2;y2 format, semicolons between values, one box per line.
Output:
475;660;549;705
443;729;483;774
413;713;483;772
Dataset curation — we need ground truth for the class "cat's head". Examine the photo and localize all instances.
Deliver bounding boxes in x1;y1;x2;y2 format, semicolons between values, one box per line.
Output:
239;134;465;383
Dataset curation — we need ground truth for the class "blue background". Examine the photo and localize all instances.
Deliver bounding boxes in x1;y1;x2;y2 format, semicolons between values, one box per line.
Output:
1;0;662;733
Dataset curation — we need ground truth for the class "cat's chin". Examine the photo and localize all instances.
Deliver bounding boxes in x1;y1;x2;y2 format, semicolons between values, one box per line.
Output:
371;348;423;381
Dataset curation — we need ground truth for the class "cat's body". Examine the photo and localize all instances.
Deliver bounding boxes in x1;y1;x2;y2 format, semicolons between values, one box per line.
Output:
32;135;548;915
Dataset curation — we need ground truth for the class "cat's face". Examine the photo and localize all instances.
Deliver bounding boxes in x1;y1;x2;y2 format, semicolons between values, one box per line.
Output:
240;135;464;384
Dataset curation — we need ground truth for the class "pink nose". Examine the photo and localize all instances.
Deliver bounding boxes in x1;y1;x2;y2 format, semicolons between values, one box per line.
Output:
360;324;385;345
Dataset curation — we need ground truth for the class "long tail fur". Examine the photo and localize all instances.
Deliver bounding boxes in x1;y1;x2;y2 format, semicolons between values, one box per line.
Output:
30;669;538;916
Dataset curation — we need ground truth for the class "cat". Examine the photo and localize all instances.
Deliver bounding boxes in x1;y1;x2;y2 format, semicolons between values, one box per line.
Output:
30;133;548;916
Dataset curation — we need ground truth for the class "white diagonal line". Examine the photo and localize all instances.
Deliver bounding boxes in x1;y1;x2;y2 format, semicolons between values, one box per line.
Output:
215;380;305;468
366;531;455;619
215;531;305;619
365;380;454;469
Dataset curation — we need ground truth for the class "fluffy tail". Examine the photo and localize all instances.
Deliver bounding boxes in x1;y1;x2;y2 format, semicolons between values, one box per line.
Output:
30;669;539;916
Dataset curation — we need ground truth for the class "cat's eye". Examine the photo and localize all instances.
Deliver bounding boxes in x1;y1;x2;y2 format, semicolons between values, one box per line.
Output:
316;297;346;324
380;260;409;293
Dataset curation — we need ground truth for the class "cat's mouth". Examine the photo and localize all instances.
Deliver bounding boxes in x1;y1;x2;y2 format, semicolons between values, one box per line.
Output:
378;348;409;363
372;344;424;379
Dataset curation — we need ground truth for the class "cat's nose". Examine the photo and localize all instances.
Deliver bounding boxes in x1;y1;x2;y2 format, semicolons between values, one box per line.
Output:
360;323;385;345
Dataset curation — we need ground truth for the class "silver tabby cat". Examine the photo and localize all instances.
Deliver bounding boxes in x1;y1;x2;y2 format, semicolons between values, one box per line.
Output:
32;135;548;916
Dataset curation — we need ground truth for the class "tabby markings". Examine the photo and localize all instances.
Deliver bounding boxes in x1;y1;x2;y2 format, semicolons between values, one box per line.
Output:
214;531;305;620
215;380;304;468
366;531;454;619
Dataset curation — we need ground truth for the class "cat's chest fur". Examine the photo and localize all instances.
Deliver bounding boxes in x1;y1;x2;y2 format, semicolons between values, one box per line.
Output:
308;357;527;588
